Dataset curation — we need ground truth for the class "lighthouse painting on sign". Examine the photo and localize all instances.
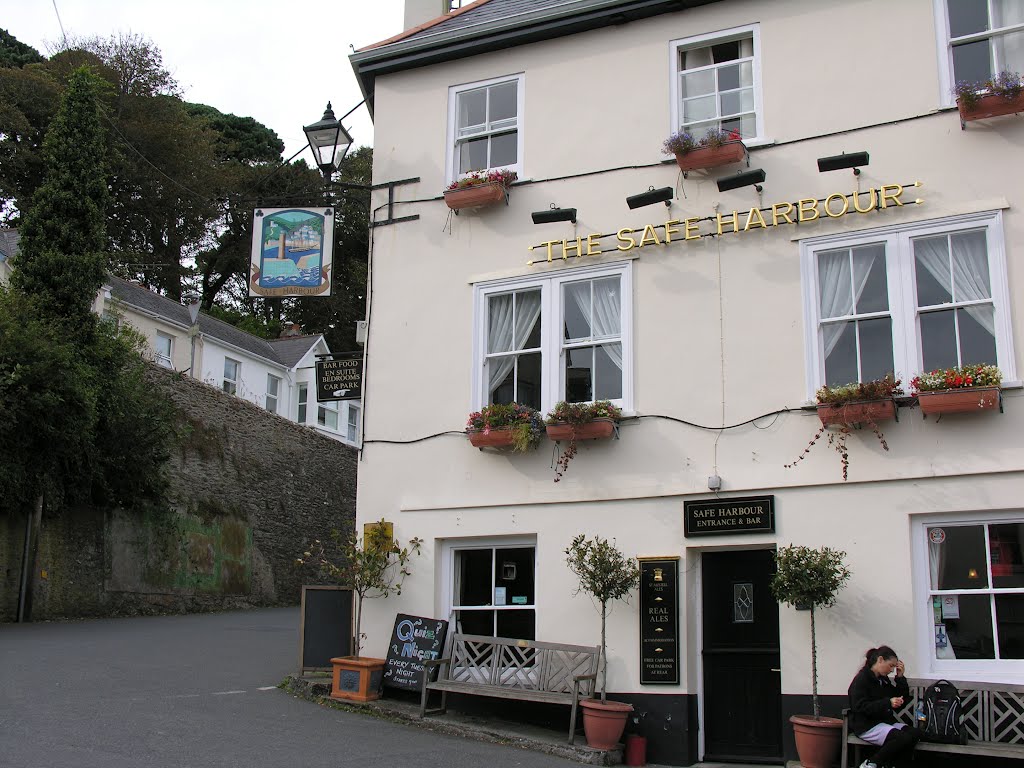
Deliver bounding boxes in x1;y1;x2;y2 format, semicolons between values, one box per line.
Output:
249;207;334;297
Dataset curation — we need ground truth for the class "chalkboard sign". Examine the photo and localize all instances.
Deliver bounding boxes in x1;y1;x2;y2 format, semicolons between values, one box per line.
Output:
298;586;352;673
639;558;679;684
382;613;449;690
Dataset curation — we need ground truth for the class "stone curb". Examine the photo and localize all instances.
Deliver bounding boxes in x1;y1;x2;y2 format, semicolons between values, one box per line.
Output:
281;674;623;766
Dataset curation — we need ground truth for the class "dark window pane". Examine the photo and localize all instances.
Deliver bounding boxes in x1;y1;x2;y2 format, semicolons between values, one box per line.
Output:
853;245;888;313
952;39;993;83
490;365;515;405
920;310;958;371
957;307;997;366
458;88;486;128
718;62;741;91
945;594;995;659
458;550;493;606
489;82;517;123
996;595;1024;659
932;525;989;590
496;610;535;641
459;137;488;173
948;0;989;37
495;548;534;604
523;294;542;348
516;352;542;411
595;344;623;401
490;131;517;168
858;317;894;382
915;235;953;306
565;347;594;403
711;40;740;63
564;281;591;340
824;321;858;387
991;524;1024;589
458;609;494;636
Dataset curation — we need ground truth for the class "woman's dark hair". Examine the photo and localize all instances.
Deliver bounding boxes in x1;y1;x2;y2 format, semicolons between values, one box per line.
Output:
863;645;898;668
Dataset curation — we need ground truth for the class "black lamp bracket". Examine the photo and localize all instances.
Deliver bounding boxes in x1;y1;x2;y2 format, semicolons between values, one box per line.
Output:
330;176;421;228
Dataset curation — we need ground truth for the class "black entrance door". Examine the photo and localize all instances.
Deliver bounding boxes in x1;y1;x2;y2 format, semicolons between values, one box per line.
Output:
701;549;782;763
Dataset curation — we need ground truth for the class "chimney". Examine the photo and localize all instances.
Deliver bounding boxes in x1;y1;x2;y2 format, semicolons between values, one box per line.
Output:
279;322;304;338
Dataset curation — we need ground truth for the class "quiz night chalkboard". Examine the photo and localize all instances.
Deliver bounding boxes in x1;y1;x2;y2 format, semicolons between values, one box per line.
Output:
382;613;449;690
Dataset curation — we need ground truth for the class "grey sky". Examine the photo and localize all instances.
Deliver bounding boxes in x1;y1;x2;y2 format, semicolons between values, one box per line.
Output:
4;0;405;157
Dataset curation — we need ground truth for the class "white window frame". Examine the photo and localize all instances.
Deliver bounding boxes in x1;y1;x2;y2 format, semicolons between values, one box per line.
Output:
297;382;308;424
345;402;360;444
222;358;240;395
266;374;281;414
154;332;174;368
934;0;1024;107
471;261;633;414
911;510;1024;681
668;23;766;146
318;399;339;432
445;73;525;185
439;535;537;636
800;211;1016;398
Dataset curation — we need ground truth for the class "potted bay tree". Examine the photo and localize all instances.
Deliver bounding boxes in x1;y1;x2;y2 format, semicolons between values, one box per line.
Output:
565;534;640;750
770;545;851;768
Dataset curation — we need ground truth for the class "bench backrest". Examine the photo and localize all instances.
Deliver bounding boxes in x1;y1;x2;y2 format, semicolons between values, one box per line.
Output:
884;678;1024;744
445;633;600;696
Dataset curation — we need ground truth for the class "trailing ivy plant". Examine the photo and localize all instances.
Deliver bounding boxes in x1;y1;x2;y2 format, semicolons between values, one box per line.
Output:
770;545;851;719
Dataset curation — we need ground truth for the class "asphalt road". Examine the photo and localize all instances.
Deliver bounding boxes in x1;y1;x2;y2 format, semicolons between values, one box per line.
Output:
0;607;571;768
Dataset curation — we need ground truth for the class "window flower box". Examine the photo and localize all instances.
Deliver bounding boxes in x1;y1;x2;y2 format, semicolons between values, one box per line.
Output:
664;128;746;173
546;418;617;442
443;169;516;212
545;401;622;482
466;403;543;452
912;364;1002;416
954;71;1024;128
467;427;517;449
817;399;896;427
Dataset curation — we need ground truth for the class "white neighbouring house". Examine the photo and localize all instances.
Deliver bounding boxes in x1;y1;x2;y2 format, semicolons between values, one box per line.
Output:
347;0;1024;764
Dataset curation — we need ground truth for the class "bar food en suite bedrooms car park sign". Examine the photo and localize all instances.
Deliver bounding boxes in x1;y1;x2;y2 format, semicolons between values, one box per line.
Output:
526;182;923;264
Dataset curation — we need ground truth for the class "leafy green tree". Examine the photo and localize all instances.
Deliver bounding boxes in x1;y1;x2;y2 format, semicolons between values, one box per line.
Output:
12;66;109;326
0;28;44;68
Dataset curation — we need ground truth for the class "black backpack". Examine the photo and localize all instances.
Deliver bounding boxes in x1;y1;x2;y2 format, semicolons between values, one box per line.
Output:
918;679;968;745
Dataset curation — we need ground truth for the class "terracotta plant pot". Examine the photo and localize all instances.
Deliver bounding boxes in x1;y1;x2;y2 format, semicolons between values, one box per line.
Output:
467;427;516;449
546;418;616;442
580;698;633;750
958;92;1024;126
673;141;746;172
789;714;843;768
817;399;896;427
918;386;1000;415
330;656;385;703
443;182;507;211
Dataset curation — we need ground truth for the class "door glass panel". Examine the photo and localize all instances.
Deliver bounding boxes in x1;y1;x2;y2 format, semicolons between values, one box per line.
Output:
733;583;754;623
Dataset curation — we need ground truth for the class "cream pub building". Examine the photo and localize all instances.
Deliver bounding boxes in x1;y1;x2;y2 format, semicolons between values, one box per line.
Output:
345;0;1024;763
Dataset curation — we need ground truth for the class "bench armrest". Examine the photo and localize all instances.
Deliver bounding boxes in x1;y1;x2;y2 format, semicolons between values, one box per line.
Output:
573;672;597;682
423;657;451;672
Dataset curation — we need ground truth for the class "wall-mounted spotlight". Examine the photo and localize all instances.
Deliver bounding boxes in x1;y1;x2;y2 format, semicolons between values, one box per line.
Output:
531;205;577;224
626;186;674;210
716;168;766;193
817;151;869;175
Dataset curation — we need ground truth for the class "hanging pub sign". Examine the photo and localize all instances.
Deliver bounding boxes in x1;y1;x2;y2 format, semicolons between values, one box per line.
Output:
316;352;363;402
683;495;775;537
639;557;679;684
249;207;334;297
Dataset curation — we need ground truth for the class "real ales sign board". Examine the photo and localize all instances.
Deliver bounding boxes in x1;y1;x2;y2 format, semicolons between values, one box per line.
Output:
249;207;333;297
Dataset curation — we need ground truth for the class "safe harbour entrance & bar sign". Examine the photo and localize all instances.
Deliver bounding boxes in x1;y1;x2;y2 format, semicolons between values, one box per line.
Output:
684;495;775;537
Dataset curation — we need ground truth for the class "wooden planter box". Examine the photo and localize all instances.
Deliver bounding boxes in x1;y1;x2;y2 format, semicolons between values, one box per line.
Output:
330;655;385;703
546;418;617;442
918;387;1000;415
443;182;507;211
467;427;516;449
958;92;1024;127
673;141;746;172
817;399;896;427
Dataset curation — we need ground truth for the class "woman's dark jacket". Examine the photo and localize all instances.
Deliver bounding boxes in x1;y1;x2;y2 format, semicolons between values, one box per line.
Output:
848;667;910;735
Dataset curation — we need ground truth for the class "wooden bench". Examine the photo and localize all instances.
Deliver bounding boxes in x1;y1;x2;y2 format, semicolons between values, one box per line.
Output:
841;677;1024;767
419;632;601;745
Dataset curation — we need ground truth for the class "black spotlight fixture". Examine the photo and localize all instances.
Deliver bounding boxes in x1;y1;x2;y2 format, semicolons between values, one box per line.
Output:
817;151;869;175
531;205;577;224
716;168;766;193
626;186;674;210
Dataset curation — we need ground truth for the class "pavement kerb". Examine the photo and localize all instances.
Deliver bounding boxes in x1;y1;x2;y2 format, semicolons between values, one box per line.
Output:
281;674;623;766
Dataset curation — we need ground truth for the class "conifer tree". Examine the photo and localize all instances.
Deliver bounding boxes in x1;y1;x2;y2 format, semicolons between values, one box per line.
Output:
13;66;110;326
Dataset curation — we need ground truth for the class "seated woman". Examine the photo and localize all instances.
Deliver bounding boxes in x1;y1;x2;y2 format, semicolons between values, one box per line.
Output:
847;646;919;768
